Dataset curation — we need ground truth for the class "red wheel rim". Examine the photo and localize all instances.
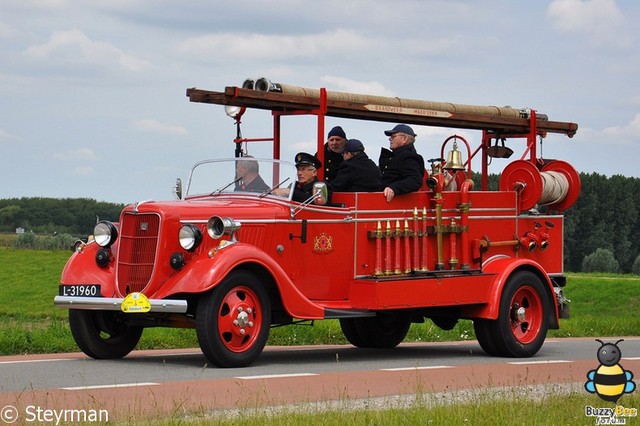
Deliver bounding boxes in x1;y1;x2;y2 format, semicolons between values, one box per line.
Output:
217;286;263;353
509;285;543;344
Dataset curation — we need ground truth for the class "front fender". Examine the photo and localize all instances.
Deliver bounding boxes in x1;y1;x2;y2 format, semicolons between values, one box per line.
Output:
463;255;559;323
60;244;117;297
154;242;325;320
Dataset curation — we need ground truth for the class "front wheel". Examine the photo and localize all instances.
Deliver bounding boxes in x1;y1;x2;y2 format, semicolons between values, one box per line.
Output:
476;270;550;357
69;310;143;359
196;271;271;368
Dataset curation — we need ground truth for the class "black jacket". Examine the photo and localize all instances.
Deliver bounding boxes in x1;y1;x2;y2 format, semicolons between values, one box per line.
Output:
329;152;381;192
292;178;318;202
379;144;425;195
316;144;343;183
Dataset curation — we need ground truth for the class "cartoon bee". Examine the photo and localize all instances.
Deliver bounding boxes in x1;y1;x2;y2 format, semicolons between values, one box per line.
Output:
585;339;636;403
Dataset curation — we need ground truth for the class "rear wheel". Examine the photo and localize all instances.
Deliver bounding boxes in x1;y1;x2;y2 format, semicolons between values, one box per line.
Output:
340;312;411;348
476;270;549;357
196;271;271;368
69;310;143;359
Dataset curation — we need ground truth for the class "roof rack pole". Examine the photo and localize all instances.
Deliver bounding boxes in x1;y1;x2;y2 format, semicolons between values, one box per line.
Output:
481;130;491;191
528;110;538;163
273;113;281;160
316;88;328;180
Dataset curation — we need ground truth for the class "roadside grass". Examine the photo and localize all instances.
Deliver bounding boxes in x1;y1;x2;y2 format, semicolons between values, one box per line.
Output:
130;387;640;425
1;248;640;355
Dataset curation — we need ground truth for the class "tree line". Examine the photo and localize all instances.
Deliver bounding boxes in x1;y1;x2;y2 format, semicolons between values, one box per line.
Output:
1;173;639;273
0;197;124;236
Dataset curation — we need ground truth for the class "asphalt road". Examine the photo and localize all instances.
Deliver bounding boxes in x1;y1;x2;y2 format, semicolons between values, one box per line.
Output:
1;337;639;422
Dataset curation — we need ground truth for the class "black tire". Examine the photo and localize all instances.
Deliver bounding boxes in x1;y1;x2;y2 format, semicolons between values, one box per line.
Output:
473;318;500;356
339;318;366;347
196;271;271;368
68;310;143;359
431;316;458;331
478;271;550;357
341;312;411;349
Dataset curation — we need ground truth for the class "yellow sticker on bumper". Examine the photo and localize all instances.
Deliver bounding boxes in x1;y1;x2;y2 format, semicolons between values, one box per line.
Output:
121;292;151;313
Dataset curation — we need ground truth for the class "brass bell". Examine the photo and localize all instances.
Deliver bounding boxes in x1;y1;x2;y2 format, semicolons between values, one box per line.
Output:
443;140;465;171
486;138;514;158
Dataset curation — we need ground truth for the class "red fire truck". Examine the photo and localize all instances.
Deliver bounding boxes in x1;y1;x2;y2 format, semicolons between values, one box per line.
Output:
55;79;579;367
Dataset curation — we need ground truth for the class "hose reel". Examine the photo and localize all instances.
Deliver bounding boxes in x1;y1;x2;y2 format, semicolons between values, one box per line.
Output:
499;160;580;212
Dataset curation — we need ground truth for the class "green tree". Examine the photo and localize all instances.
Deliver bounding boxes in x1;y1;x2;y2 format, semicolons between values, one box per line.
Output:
582;248;620;273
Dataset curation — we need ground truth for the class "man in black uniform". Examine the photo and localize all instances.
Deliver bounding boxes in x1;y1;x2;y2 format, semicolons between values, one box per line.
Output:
291;152;323;202
329;139;381;192
316;126;347;183
379;124;425;202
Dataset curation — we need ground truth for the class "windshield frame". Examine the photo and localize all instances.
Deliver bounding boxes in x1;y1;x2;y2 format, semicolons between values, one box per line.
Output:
184;157;297;200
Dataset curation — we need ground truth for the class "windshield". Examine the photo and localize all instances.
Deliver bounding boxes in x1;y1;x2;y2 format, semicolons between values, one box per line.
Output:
185;158;297;199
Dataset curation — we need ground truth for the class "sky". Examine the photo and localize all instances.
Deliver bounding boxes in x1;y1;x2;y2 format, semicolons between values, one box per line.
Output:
1;0;639;204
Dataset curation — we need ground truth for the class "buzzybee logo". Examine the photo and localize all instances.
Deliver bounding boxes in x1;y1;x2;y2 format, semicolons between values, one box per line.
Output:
585;339;635;403
584;339;637;424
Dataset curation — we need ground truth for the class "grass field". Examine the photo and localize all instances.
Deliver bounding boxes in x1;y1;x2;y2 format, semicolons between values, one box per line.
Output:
1;248;640;355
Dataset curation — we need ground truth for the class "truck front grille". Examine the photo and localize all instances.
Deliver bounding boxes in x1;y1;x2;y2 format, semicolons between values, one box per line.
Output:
117;212;160;295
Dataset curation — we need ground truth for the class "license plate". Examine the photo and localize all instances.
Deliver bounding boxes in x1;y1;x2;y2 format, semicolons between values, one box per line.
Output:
58;285;101;297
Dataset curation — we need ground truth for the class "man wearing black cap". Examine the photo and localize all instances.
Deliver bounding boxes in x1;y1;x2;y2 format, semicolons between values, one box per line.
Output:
329;139;381;192
379;124;425;202
273;152;324;202
316;125;347;183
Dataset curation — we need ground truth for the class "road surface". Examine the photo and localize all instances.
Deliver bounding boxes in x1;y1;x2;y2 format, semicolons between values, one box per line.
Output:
1;337;639;423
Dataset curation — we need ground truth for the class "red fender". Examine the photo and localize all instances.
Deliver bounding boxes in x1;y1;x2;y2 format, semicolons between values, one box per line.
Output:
153;242;325;320
463;255;559;322
60;244;117;296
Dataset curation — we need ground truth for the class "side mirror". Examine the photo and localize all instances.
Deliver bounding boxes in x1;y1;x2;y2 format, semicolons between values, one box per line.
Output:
313;182;328;205
173;178;183;200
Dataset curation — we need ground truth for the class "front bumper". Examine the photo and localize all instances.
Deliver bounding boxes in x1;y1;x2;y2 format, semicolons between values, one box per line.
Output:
54;296;188;313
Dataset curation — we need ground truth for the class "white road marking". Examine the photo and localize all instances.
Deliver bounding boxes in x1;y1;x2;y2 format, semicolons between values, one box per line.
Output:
0;359;69;364
236;373;318;380
507;360;572;365
381;366;452;371
61;382;159;390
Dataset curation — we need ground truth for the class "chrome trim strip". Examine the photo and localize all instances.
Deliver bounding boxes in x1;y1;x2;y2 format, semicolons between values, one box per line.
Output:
54;296;188;313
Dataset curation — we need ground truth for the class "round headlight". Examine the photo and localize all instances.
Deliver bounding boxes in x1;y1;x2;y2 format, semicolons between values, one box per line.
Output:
94;221;118;247
179;224;202;251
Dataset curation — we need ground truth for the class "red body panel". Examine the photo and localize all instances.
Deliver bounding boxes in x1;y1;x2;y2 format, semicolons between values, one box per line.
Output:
61;186;565;320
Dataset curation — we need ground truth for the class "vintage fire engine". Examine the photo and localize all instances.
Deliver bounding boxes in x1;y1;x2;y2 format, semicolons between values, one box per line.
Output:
55;78;579;367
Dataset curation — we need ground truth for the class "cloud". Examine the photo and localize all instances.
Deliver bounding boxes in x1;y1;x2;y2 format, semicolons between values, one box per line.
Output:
53;147;97;162
0;129;15;140
177;29;370;61
600;113;640;143
547;0;631;48
23;29;152;72
131;119;188;136
71;166;94;176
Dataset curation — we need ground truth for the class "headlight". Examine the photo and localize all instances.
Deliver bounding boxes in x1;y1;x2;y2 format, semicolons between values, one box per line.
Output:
179;224;202;251
94;221;118;247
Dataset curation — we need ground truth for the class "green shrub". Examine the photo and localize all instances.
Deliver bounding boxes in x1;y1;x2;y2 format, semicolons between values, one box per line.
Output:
12;232;75;250
581;248;619;273
14;232;37;249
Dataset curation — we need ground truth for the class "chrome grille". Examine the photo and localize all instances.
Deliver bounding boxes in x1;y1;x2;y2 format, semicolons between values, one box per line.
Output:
117;212;160;295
